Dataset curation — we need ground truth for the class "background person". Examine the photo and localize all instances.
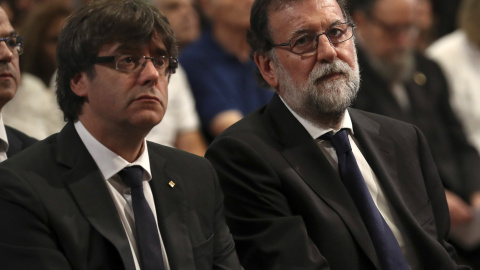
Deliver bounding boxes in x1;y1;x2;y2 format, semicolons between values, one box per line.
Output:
180;0;273;142
0;6;36;161
427;0;480;266
149;0;207;156
350;0;480;233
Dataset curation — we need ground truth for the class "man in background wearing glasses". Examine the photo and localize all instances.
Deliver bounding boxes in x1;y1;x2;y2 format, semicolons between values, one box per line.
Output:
0;7;36;162
351;0;480;266
206;0;467;268
0;0;242;269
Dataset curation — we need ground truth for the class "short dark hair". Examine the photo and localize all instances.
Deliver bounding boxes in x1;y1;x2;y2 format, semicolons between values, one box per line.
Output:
247;0;350;87
56;0;178;122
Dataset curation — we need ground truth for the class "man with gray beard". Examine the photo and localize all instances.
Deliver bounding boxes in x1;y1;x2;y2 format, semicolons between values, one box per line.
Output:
351;0;480;255
205;0;468;269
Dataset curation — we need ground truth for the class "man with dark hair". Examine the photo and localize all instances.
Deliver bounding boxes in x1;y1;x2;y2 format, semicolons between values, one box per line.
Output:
0;0;242;269
206;0;467;268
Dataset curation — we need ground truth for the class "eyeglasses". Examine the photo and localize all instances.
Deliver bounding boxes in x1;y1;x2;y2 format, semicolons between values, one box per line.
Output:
273;22;355;55
367;14;418;37
93;54;178;75
0;35;24;55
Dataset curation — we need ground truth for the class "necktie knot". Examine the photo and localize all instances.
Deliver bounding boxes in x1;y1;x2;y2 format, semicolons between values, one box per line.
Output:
118;165;166;270
118;165;144;188
321;129;352;154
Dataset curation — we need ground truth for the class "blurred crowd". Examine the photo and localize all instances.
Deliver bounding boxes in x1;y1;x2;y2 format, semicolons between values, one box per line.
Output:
0;0;466;148
1;0;480;267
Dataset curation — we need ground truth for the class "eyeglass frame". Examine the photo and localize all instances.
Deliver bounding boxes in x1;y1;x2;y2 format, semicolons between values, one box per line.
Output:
0;35;24;55
93;54;178;75
272;22;355;55
366;13;419;37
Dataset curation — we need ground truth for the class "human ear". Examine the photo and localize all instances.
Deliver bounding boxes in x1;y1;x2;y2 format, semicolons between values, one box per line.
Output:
254;52;279;89
70;72;89;98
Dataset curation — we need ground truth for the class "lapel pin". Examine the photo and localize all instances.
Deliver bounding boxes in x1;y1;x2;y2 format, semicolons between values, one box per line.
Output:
168;181;175;188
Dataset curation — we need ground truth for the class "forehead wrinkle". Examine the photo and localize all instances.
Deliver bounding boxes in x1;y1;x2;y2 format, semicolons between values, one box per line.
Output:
107;41;167;56
269;0;345;42
291;18;349;37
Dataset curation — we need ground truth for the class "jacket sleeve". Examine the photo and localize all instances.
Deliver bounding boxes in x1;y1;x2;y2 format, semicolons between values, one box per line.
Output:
0;167;72;270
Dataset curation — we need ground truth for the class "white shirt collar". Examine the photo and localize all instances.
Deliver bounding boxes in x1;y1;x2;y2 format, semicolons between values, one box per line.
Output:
279;96;354;139
74;121;152;181
0;115;9;152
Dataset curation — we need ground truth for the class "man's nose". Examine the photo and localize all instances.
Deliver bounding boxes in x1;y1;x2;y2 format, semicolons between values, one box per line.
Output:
316;35;337;63
138;58;161;86
0;41;13;63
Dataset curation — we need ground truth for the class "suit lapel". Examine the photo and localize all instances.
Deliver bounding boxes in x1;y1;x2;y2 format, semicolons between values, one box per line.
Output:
350;109;420;233
148;145;194;270
57;123;136;270
266;96;379;267
350;109;424;260
5;127;22;158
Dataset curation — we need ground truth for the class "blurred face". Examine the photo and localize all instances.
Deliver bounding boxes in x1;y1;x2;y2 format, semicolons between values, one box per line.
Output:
72;36;170;135
156;0;200;47
0;8;20;109
258;0;359;119
356;0;418;64
203;0;254;29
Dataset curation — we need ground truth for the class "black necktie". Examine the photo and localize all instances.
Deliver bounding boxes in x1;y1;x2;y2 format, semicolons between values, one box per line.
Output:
119;166;166;270
321;130;409;269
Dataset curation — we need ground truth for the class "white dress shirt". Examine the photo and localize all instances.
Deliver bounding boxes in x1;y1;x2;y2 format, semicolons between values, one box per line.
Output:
0;116;8;162
280;98;418;268
74;121;170;270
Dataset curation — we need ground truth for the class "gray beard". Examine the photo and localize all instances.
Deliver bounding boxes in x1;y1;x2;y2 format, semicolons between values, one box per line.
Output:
366;49;416;83
276;58;361;126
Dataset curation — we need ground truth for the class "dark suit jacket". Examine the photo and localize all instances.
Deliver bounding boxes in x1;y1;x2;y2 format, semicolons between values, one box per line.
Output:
5;125;36;158
0;122;241;270
353;49;480;199
206;94;467;269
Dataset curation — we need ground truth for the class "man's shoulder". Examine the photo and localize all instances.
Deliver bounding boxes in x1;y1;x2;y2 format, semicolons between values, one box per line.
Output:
349;108;414;127
5;125;39;159
147;141;212;168
2;133;58;168
5;125;37;146
216;106;270;139
349;108;421;140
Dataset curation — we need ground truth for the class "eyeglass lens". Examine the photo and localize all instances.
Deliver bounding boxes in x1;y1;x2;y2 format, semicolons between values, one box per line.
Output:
290;23;353;54
0;36;23;54
116;55;168;73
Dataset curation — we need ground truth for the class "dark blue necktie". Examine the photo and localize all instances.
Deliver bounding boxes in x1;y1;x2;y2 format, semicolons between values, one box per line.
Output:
321;130;409;269
119;166;166;270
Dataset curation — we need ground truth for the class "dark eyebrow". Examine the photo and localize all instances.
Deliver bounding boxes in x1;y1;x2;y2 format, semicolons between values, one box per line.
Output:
152;48;168;56
329;20;347;27
112;44;168;57
289;19;348;39
114;43;141;52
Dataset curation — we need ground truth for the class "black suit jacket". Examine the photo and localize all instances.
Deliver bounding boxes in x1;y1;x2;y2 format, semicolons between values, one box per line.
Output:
5;125;36;158
0;122;241;270
353;49;480;199
206;94;467;269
